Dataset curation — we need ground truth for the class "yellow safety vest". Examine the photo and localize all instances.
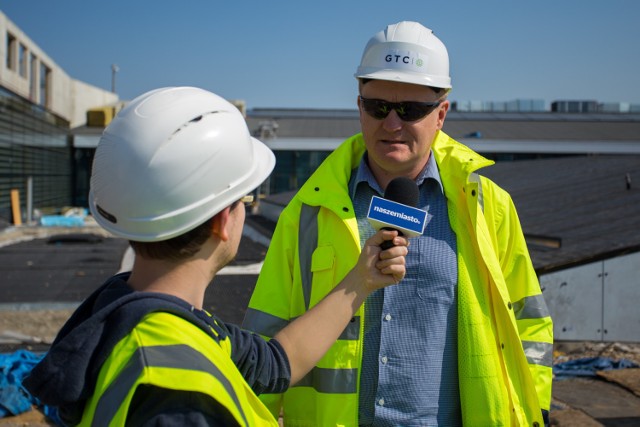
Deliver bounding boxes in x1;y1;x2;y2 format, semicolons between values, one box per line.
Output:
80;311;278;426
244;131;552;426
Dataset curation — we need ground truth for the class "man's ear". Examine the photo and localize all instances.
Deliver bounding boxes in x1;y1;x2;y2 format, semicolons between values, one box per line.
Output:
436;99;450;130
211;206;231;242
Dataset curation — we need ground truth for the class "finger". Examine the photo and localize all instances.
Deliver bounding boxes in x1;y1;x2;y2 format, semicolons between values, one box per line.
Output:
376;252;406;267
376;258;406;276
378;245;408;260
367;229;400;247
378;265;406;282
377;236;409;255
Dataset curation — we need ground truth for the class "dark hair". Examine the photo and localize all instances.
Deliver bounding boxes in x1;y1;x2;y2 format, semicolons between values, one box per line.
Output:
129;217;214;262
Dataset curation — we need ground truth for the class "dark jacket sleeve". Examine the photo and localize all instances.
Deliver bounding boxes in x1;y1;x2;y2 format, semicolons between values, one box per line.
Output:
222;322;291;395
127;384;241;426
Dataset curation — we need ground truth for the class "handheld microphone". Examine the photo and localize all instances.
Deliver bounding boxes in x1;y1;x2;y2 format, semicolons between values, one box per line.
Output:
366;177;426;250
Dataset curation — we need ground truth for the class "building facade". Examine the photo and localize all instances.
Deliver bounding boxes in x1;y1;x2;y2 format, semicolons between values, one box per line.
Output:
0;10;117;224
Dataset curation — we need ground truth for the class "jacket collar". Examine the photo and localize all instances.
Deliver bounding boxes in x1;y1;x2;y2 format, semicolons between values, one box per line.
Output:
298;131;493;207
431;130;494;186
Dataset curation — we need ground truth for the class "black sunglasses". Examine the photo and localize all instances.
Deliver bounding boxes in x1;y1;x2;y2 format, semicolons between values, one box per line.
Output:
359;96;441;122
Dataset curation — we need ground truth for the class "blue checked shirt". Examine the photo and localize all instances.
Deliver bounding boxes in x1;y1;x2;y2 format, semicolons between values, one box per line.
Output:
350;153;461;426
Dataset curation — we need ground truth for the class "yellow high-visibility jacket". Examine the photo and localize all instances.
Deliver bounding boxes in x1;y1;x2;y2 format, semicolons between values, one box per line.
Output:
244;131;553;426
81;312;279;426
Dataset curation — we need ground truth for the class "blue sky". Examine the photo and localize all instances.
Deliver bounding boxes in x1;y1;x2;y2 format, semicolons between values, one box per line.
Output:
1;1;639;109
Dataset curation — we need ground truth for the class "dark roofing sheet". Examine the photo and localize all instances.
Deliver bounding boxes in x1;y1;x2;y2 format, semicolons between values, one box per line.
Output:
479;155;640;273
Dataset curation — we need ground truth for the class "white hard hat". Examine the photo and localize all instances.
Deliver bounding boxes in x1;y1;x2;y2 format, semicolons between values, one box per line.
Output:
355;21;451;89
89;86;275;242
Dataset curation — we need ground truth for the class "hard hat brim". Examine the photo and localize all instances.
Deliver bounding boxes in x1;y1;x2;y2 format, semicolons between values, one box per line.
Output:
355;70;452;90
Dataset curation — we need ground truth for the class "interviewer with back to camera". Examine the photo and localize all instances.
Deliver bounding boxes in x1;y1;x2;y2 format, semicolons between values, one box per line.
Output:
23;86;409;426
243;21;553;426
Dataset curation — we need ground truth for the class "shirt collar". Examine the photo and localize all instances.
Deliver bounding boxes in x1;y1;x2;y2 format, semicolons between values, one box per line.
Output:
350;151;444;199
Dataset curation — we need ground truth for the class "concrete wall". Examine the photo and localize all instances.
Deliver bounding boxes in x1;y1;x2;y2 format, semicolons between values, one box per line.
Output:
69;79;120;128
0;10;117;128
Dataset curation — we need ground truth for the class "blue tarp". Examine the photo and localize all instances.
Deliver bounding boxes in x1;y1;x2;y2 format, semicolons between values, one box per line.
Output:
0;350;60;424
40;208;88;227
553;356;639;379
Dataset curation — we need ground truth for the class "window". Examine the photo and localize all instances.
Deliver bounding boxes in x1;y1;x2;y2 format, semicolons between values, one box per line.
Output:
39;62;51;108
29;53;37;100
6;32;16;71
18;43;27;77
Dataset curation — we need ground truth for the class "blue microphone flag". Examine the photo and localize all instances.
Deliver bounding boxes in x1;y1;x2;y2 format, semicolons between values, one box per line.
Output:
367;196;427;237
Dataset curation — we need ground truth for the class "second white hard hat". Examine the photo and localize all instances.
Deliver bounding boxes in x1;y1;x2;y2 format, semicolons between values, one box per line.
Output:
89;86;275;242
355;21;451;90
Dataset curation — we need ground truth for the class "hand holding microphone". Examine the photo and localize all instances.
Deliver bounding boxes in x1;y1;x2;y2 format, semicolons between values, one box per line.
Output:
367;177;426;250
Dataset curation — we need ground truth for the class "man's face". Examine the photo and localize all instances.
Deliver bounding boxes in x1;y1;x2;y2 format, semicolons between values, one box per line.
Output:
213;200;246;274
358;79;449;186
221;199;247;267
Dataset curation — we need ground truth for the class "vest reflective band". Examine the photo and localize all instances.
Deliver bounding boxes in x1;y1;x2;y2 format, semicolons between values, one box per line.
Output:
92;344;249;426
514;294;553;368
522;341;553;367
296;367;358;394
299;204;320;310
513;294;550;321
244;308;360;341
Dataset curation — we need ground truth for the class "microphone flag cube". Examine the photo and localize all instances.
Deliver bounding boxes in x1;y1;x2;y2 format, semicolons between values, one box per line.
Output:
366;196;427;238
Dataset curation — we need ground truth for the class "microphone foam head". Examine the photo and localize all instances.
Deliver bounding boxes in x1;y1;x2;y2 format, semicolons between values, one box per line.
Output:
384;177;419;207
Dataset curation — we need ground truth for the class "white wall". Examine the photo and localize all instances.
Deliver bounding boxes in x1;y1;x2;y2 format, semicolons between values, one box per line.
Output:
540;251;640;342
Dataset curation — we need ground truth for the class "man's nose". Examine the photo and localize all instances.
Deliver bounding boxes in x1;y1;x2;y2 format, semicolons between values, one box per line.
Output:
382;109;404;131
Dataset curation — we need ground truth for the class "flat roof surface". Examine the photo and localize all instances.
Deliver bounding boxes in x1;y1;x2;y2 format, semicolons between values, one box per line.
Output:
480;154;640;273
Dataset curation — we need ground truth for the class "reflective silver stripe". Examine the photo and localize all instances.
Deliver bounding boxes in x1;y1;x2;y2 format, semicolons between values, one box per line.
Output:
92;344;248;426
244;308;360;341
469;172;484;212
243;308;289;337
299;204;320;310
522;340;553;367
294;366;357;394
513;294;550;320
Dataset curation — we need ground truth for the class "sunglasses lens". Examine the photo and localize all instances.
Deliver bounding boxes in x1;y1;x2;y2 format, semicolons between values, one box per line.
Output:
362;99;390;119
361;97;439;122
400;104;432;121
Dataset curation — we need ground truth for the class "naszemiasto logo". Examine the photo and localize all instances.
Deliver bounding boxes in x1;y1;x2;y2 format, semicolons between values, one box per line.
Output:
372;205;421;224
385;54;424;68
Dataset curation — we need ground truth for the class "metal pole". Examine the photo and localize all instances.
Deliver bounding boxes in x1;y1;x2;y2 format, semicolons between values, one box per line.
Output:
111;64;119;93
26;176;33;224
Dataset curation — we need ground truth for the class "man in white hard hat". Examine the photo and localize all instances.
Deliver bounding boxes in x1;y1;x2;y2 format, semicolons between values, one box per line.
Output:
244;21;553;426
23;86;409;426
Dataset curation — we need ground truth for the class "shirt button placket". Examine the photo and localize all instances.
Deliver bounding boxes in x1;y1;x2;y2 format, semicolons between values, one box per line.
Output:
378;313;391;412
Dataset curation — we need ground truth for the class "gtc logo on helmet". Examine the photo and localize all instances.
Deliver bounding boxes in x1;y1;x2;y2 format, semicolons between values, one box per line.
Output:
386;54;420;67
383;51;423;69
